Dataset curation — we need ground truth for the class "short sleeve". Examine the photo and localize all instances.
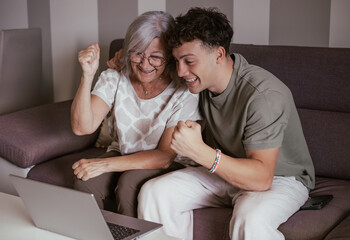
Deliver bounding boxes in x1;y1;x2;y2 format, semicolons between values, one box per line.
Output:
91;69;121;108
243;90;290;150
166;89;202;129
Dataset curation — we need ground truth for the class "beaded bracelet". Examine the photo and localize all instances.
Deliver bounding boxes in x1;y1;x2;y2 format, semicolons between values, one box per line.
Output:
208;149;221;173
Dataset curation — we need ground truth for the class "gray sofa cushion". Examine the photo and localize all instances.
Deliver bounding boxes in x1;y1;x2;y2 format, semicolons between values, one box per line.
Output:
0;101;98;168
298;108;350;180
27;147;105;188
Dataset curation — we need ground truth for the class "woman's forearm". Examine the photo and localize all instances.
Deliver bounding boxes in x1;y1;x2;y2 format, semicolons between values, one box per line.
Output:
71;76;95;135
106;149;177;172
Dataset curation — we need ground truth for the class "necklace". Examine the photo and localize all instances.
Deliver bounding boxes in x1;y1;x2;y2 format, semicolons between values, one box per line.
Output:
142;86;152;95
142;76;162;95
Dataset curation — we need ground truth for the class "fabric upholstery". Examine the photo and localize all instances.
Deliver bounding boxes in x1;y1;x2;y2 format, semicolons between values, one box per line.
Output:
109;39;124;59
325;214;350;239
95;117;114;148
0;28;42;115
298;108;350;179
229;44;350;113
0;101;98;168
193;208;231;240
27;147;105;188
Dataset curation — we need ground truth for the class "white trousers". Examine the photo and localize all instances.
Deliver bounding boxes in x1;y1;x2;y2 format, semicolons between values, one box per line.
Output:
138;166;309;240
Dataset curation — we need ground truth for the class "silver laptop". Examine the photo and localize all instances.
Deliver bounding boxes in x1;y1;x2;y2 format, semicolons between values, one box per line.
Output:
10;174;162;240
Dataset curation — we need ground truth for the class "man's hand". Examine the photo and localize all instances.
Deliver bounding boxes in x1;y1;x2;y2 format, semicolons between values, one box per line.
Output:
171;120;205;160
78;43;100;79
107;49;123;72
72;158;108;181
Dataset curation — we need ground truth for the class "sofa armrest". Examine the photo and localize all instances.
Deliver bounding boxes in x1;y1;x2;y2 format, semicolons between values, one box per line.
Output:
0;100;99;168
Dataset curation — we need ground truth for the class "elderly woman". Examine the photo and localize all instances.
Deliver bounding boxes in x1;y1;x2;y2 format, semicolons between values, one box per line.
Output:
71;11;201;217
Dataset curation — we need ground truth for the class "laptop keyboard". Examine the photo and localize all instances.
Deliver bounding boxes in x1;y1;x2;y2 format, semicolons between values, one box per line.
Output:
107;222;140;240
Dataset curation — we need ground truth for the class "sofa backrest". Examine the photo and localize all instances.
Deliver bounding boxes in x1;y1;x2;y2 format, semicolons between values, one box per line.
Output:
229;44;350;113
109;39;350;180
0;28;42;115
109;39;124;59
230;44;350;180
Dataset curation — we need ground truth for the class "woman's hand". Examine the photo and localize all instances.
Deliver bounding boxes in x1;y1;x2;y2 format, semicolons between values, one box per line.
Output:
72;158;108;181
107;49;123;72
78;43;100;79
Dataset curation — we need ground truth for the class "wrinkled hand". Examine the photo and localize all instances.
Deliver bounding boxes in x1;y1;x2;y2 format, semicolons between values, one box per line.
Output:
78;43;100;79
171;120;204;160
107;49;123;72
72;158;107;181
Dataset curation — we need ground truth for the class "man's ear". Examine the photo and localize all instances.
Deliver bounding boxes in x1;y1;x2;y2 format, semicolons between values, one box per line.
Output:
216;46;226;63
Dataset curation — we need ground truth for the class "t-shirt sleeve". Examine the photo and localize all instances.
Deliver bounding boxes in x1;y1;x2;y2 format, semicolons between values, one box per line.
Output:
91;69;120;109
243;90;290;150
166;89;202;129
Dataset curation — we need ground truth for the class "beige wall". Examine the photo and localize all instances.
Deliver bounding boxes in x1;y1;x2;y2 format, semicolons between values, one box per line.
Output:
28;0;53;103
139;0;166;14
49;0;98;101
233;0;270;45
96;0;138;85
166;0;233;30
1;0;349;104
269;0;330;47
329;0;350;48
0;0;28;29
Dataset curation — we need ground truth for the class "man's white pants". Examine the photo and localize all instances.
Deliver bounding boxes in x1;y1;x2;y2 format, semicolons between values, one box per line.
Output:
138;166;309;240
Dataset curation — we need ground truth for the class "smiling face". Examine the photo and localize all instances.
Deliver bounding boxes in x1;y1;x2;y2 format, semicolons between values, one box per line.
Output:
131;37;166;84
172;39;219;94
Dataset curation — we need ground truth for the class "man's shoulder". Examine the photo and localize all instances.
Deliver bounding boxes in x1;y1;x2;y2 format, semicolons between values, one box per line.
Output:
234;54;290;96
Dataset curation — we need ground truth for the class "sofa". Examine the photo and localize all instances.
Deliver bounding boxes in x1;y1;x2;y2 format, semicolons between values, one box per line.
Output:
0;39;349;240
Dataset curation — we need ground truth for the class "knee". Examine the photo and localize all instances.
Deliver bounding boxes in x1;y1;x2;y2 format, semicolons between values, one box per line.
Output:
234;207;263;226
73;177;88;192
232;200;269;228
138;178;160;200
138;177;166;207
137;179;161;218
231;198;287;240
115;170;153;199
73;176;104;200
115;171;136;196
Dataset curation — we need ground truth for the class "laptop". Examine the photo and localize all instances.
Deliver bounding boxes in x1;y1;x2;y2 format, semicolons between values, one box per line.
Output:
10;174;162;240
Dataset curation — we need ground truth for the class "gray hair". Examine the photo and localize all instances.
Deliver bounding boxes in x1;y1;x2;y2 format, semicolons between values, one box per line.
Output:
120;11;175;76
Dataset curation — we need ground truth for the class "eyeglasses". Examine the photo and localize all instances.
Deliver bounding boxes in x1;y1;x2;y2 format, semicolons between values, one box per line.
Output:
130;53;166;67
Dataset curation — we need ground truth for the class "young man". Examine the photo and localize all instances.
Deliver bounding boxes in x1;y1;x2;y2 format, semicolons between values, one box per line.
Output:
137;7;315;240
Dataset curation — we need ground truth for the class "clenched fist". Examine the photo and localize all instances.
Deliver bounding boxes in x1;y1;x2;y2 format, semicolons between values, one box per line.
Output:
78;43;100;79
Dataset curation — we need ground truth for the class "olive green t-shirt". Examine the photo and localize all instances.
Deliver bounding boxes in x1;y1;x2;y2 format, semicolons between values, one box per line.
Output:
200;54;315;190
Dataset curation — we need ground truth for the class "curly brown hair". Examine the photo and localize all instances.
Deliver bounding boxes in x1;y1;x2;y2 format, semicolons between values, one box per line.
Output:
166;7;233;55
